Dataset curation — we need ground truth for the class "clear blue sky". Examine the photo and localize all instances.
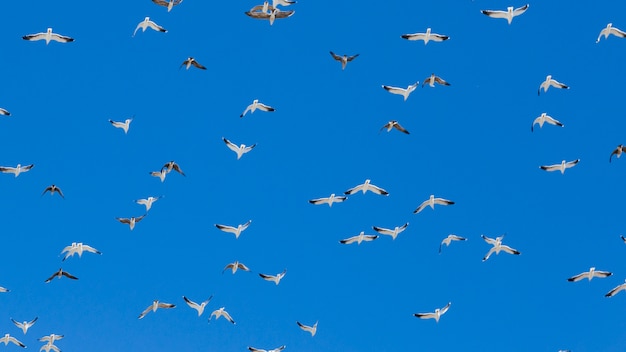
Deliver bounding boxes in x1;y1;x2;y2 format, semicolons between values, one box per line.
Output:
0;1;624;351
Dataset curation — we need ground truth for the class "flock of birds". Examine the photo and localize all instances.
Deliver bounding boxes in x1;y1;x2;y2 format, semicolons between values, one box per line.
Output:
1;1;625;351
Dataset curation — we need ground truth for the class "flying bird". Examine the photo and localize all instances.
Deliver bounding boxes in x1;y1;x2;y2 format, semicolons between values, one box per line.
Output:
597;23;626;43
44;268;78;283
422;74;450;87
401;28;449;44
135;196;162;211
222;261;251;274
0;164;34;177
379;120;410;134
538;75;569;95
180;57;206;70
481;234;520;261
152;0;183;12
138;300;176;319
209;307;236;324
223;137;256;160
10;317;37;334
610;145;626;162
339;231;378;245
382;82;419;101
297;321;317;336
605;280;626;297
245;7;295;26
329;51;360;70
0;108;10;116
40;343;61;352
61;242;101;261
414;302;451;323
259;269;287;285
161;161;185;176
344;179;388;196
150;169;167;182
0;334;25;348
23;28;74;44
41;184;64;199
413;195;455;214
308;193;347;207
439;234;467;253
133;17;167;37
38;335;63;344
109;118;132;134
539;159;580;174
183;295;213;316
567;267;612;282
480;4;529;25
215;220;252;239
240;99;275;117
248;346;286;352
372;223;409;240
531;113;563;132
115;214;147;231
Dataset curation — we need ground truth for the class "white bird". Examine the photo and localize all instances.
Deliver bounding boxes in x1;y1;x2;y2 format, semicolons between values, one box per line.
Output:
597;23;626;43
245;7;295;25
344;179;389;196
38;335;63;344
339;231;378;245
180;57;206;70
150;169;167;182
539;159;580;174
382;82;418;101
0;164;34;177
161;160;186;176
39;342;61;352
115;214;147;231
42;184;64;199
133;17;167;37
222;261;251;274
0;334;25;348
372;223;409;240
296;321;317;336
248;346;286;352
330;51;360;70
308;193;347;207
10;317;37;334
183;295;213;316
222;137;256;160
610;145;626;163
240;99;275;117
379;120;410;134
135;196;162;211
0;108;10;116
481;4;529;25
209;307;236;324
567;267;612;282
44;268;78;283
538;75;569;95
22;28;74;45
215;220;252;239
422;74;450;88
259;269;287;285
439;234;467;253
413;302;451;323
401;28;449;44
152;0;183;12
60;242;101;261
531;113;563;132
605;280;626;297
109;118;132;134
138;300;176;319
413;195;455;214
481;234;521;261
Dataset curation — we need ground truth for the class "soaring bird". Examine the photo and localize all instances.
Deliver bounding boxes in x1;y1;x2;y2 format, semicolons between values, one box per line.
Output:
538;75;569;95
135;196;163;211
222;261;251;274
259;269;287;285
60;242;101;261
115;214;147;231
138;300;176;319
610;145;626;163
339;231;378;245
481;234;520;261
109;118;132;134
223;138;256;159
414;302;451;323
0;164;34;177
372;223;409;240
215;220;252;239
133;17;167;37
439;234;467;253
401;28;449;44
597;23;626;43
152;0;183;12
539;159;580;174
382;82;418;101
413;195;454;214
183;296;213;316
567;267;612;282
44;268;78;283
240;99;275;117
209;307;236;324
480;4;529;25
308;193;347;207
379;120;410;134
344;179;388;196
10;317;37;335
161;161;185;176
180;57;207;70
329;51;359;70
297;321;317;336
422;73;450;87
42;184;64;199
245;7;295;26
23;28;73;44
531;113;563;132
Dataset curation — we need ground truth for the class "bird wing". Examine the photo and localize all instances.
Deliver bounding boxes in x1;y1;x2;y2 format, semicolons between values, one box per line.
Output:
413;199;430;214
61;271;78;280
610;27;626;38
392;122;410;134
308;197;329;205
365;183;388;195
138;305;153;319
215;224;237;234
339;236;358;244
50;34;74;43
237;263;250;271
549;79;568;89
565;159;580;168
539;164;560;172
434;76;450;86
440;302;451;315
0;108;9;116
22;33;47;41
191;60;207;70
343;184;362;195
372;226;394;236
434;198;454;206
481;10;508;19
347;54;360;61
592;270;612;278
500;245;520;255
401;33;426;41
567;272;586;282
223;138;240;152
329;51;343;61
147;20;167;32
513;4;530;16
256;103;275;112
605;283;626;297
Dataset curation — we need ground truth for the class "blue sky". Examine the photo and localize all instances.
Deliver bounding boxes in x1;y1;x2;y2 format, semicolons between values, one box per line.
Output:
0;0;625;351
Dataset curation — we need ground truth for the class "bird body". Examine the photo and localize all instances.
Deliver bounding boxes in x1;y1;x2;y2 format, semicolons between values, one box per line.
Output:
109;118;132;134
531;113;563;131
183;296;213;316
538;75;569;95
115;214;147;231
372;223;409;240
223;137;256;159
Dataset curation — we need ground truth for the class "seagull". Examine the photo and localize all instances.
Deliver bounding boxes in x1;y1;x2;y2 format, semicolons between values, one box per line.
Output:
133;17;167;37
481;234;521;261
308;193;347;207
44;268;78;283
401;28;449;44
135;196;162;211
38;335;63;344
538;75;569;95
339;231;379;245
0;334;25;348
209;307;236;324
150;169;167;182
240;99;275;117
605;280;626;297
344;179;389;196
413;195;455;214
0;108;10;116
222;137;256;160
329;51;360;70
413;302;451;323
138;300;176;319
245;8;295;26
161;161;185;176
248;346;286;352
41;184;64;199
180;57;206;70
10;317;37;334
215;220;252;239
531;113;563;132
61;242;101;261
0;164;34;177
422;74;450;87
381;82;419;101
480;4;529;25
610;145;626;162
597;23;626;43
297;321;317;336
223;261;251;274
152;0;183;12
567;267;612;282
23;28;74;45
379;120;410;134
439;234;467;253
372;223;409;240
183;295;213;316
259;269;287;285
539;159;580;174
109;118;132;134
39;343;61;352
115;214;147;231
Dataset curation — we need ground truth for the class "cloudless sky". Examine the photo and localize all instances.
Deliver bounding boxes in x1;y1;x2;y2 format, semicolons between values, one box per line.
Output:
0;1;625;351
